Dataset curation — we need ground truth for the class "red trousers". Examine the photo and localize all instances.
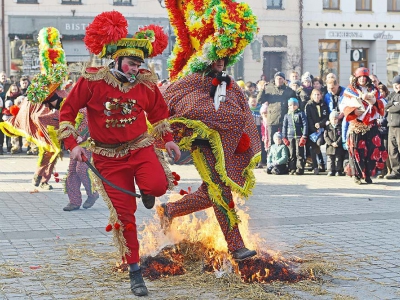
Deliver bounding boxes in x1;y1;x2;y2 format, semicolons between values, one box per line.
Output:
93;146;169;264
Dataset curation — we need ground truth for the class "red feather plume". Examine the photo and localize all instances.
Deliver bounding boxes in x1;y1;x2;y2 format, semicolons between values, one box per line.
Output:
140;24;168;57
84;11;128;55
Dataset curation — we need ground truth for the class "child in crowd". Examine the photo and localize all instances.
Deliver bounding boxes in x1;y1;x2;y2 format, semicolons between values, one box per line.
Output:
282;98;308;175
260;102;269;154
2;100;13;153
266;132;289;175
248;94;264;167
324;111;346;176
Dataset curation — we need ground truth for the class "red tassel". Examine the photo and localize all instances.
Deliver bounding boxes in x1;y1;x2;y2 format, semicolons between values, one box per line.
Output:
55;178;60;183
9;105;20;116
173;173;181;181
179;189;188;195
105;224;113;232
114;223;121;230
173;180;178;186
235;133;251;154
212;78;220;86
54;172;59;177
228;200;235;209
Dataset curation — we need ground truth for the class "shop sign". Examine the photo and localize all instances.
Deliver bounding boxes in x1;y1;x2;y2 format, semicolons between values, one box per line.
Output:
326;30;398;40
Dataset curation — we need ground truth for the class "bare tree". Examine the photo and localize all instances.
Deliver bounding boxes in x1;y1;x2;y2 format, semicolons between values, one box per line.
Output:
285;46;301;73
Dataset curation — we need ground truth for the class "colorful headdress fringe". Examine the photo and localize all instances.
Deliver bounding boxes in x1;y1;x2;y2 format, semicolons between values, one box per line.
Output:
27;27;68;104
84;11;168;61
165;0;258;81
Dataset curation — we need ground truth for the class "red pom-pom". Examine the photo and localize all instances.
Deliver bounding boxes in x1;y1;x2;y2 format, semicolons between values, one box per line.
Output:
84;11;128;55
235;133;251;154
55;178;60;183
212;78;220;86
228;200;235;209
37;129;45;137
105;224;113;232
173;173;181;181
114;223;121;230
125;223;134;231
173;180;178;186
54;172;59;177
137;24;168;57
9;105;20;116
179;189;188;195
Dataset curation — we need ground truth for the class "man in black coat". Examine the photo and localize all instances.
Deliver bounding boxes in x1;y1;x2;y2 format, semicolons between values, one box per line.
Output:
257;71;296;152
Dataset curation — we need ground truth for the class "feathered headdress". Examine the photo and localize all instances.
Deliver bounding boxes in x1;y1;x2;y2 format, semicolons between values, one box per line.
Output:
27;27;68;103
165;0;258;81
84;11;168;62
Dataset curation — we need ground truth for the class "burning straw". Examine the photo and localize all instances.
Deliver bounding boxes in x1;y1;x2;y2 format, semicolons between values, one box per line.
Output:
139;193;310;284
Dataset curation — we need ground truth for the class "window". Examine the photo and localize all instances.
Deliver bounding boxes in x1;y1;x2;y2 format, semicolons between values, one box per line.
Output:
114;0;132;5
323;0;340;10
388;0;400;11
267;0;283;9
356;0;371;11
318;40;339;80
387;41;400;86
62;0;82;4
262;35;287;47
17;0;38;3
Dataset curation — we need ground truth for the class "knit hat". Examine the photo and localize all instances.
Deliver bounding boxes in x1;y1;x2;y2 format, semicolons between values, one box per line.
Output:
354;67;369;78
84;11;168;62
301;74;311;83
165;1;258;81
290;80;301;86
273;132;282;140
392;75;400;84
288;97;299;105
5;100;13;109
329;111;339;119
274;72;285;80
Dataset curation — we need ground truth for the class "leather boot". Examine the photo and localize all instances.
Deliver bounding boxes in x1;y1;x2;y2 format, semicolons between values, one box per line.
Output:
140;191;155;209
82;193;99;209
231;247;257;261
129;269;148;296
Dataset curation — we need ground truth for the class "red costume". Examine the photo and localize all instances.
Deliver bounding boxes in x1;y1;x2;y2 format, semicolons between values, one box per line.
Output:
59;67;174;264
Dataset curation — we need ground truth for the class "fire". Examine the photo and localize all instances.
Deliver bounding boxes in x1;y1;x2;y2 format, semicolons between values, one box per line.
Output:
138;192;308;283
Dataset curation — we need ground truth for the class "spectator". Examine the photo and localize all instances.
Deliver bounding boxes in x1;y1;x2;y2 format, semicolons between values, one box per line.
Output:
256;80;267;93
260;102;269;153
245;81;257;98
5;84;21;104
289;80;301;93
257;71;296;151
305;88;329;175
282;98;308;175
385;75;400;179
298;73;313;110
19;76;30;96
324;111;346;176
266;132;289;175
369;74;381;89
287;70;300;86
325;78;345;114
248;94;266;167
312;77;324;91
0;71;12;97
377;83;390;178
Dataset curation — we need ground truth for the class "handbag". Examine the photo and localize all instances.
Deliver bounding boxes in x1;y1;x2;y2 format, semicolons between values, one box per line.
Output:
309;128;324;143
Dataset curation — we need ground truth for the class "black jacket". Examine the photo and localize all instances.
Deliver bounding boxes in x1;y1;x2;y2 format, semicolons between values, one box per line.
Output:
305;100;329;134
324;124;345;156
257;83;296;126
386;91;400;128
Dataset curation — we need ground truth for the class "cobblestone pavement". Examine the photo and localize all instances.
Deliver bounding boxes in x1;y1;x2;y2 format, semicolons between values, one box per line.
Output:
1;151;400;299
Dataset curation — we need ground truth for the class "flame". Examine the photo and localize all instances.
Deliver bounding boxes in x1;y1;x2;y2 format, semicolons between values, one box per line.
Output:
138;192;307;283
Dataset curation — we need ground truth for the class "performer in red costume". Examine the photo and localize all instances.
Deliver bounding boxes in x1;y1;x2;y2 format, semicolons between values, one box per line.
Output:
158;0;260;261
58;11;180;297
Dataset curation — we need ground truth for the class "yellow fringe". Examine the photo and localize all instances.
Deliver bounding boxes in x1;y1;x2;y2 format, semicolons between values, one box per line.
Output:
150;119;172;140
91;163;130;260
192;148;240;229
170;117;260;198
81;66;158;93
58;122;79;141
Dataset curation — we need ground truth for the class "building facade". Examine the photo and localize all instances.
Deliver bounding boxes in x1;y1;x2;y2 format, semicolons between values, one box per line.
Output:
245;0;302;82
303;0;400;87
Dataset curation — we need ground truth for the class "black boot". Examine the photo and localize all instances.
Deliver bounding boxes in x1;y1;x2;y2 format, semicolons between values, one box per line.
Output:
231;247;257;261
32;174;42;187
129;269;148;296
140;191;155;209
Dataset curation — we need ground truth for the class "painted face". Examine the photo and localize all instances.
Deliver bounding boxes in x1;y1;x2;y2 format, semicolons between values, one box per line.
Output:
312;90;322;103
118;57;141;78
357;76;368;86
211;59;225;73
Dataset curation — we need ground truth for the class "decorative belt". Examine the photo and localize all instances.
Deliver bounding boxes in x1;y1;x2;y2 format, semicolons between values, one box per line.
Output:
349;120;375;135
87;132;154;157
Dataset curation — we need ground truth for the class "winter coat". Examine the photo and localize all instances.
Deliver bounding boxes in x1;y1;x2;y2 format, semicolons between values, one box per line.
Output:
305;100;329;134
257;83;296;126
282;109;308;139
324;124;346;156
297;86;312;111
267;143;289;166
386;91;400;128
